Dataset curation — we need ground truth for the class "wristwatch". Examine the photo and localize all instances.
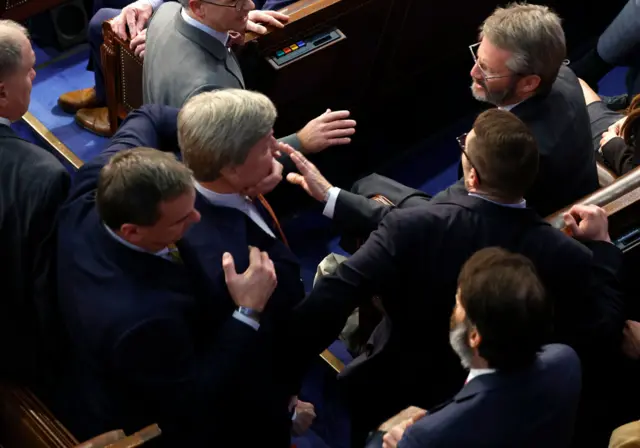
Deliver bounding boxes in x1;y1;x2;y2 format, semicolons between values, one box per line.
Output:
237;306;261;323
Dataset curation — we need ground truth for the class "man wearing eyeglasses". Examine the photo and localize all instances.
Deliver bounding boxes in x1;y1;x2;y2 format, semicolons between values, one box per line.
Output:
327;3;599;244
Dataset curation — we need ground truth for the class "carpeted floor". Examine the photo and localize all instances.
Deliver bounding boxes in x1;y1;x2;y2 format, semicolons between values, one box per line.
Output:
19;39;628;448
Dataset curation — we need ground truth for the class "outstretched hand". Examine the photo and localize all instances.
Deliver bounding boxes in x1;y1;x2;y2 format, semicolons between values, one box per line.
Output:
280;144;333;202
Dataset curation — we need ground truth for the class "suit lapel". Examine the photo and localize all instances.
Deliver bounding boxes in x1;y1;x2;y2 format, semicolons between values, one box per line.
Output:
174;12;245;88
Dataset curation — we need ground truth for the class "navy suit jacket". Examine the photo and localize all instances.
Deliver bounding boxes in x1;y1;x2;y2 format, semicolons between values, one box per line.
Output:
56;105;292;447
367;344;581;448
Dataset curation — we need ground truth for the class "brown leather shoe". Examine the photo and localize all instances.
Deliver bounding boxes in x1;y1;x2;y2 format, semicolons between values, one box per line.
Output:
75;107;113;137
58;87;103;114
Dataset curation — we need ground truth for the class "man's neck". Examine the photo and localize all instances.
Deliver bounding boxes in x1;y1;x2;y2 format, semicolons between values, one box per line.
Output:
467;188;523;205
198;179;238;194
470;356;489;370
184;8;227;33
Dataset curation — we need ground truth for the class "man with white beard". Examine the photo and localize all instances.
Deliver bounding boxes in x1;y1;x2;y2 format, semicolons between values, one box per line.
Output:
366;247;582;448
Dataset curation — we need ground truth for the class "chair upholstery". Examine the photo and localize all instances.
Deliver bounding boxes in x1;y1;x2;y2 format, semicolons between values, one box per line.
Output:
0;0;68;21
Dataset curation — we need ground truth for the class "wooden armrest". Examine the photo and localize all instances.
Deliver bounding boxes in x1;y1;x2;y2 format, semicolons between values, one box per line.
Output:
597;161;617;188
75;424;161;448
0;382;79;447
246;0;341;42
546;164;640;232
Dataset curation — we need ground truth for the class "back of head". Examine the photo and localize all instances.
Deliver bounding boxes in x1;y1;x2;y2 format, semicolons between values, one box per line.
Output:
469;108;539;200
458;247;550;370
481;2;566;94
0;20;28;80
178;89;277;182
97;148;193;229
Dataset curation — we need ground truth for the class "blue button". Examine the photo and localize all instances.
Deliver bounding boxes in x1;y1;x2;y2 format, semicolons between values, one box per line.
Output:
297;40;306;47
276;50;285;57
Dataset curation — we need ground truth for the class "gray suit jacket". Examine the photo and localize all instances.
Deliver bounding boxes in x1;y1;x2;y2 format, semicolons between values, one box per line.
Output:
143;2;300;149
144;2;244;107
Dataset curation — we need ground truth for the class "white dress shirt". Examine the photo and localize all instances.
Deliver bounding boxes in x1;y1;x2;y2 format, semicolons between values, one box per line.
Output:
104;222;260;330
0;117;11;127
466;367;496;384
181;7;229;46
146;0;164;10
194;182;275;238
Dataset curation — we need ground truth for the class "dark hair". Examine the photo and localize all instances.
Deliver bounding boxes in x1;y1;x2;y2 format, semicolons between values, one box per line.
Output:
621;94;640;155
97;148;193;229
457;247;550;370
469;108;539;201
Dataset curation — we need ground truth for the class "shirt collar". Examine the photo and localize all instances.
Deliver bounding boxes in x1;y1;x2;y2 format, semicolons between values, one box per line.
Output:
103;223;171;258
466;367;496;384
0;117;12;127
467;192;526;209
181;8;229;46
194;181;249;207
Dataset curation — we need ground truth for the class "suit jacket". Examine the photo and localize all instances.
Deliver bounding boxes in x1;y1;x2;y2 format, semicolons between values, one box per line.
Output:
600;136;638;176
391;344;581;448
55;106;291;447
0;124;70;384
297;182;624;426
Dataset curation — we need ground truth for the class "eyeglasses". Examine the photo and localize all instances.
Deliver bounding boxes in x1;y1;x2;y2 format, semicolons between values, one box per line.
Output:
457;133;481;183
469;43;513;81
200;0;250;12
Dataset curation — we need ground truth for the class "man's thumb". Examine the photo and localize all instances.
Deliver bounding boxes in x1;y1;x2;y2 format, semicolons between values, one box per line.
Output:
222;252;236;280
286;173;304;186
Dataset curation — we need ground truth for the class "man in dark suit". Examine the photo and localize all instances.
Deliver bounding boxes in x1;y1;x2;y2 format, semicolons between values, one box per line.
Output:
0;20;70;385
344;3;598;220
97;90;317;437
366;248;581;448
55;105;292;446
285;108;624;444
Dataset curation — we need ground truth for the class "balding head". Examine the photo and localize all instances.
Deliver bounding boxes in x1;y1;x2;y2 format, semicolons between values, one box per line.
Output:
0;20;35;121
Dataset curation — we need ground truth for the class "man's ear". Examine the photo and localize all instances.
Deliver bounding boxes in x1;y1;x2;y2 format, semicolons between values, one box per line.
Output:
119;223;141;242
519;74;541;94
468;325;481;350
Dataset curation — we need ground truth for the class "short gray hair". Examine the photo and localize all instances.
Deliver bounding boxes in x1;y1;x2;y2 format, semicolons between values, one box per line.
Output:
178;89;277;182
0;20;29;80
97;147;194;229
480;2;566;93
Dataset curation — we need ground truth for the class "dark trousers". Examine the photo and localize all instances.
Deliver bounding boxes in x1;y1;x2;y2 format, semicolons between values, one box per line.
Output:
587;101;623;151
87;0;131;103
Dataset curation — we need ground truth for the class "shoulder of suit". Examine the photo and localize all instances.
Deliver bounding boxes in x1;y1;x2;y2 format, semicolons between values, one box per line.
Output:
0;136;67;176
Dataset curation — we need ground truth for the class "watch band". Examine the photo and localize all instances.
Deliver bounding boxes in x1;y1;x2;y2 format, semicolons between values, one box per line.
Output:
237;306;261;323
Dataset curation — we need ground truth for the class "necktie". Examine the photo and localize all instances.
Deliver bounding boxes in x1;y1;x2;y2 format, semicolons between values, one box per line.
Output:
254;194;289;247
166;243;183;264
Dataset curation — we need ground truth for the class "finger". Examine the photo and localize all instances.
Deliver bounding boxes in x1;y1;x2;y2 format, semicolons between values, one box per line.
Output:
248;245;261;266
320;110;351;122
265;10;290;21
327;137;352;146
259;14;286;28
248;22;267;34
134;43;145;58
140;49;145;59
289;151;314;174
113;18;127;40
126;12;138;39
562;212;579;235
272;160;284;176
135;16;146;36
410;410;427;422
325;127;357;139
221;252;237;281
325;118;357;131
286;172;306;187
278;142;296;155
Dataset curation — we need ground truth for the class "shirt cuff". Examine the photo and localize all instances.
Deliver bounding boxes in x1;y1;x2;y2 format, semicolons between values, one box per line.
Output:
322;187;341;219
146;0;163;10
232;310;260;331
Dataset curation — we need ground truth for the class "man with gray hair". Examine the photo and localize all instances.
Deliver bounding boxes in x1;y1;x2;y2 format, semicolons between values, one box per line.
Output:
337;2;598;234
0;19;70;385
55;105;284;446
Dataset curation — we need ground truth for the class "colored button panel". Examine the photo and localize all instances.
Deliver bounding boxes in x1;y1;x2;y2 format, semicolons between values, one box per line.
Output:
276;50;285;58
283;47;292;54
290;44;298;50
297;40;306;47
